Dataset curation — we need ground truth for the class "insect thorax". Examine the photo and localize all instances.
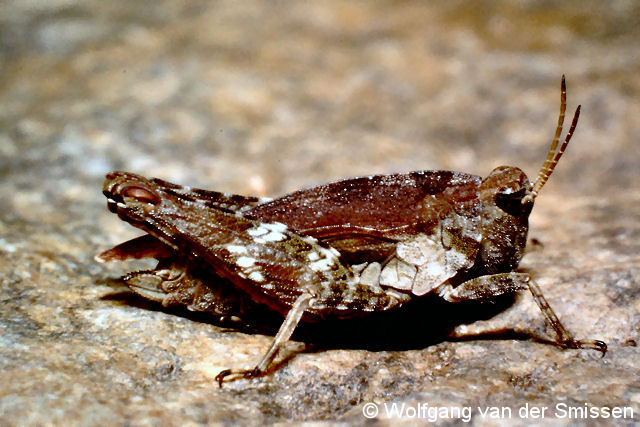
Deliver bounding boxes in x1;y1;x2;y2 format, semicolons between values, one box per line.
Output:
477;166;532;274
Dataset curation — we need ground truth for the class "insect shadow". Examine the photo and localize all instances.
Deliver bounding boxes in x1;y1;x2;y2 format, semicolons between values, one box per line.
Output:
296;293;533;352
98;277;544;353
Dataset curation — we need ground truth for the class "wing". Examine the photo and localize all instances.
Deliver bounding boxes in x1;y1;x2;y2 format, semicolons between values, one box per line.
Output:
100;171;484;266
95;234;173;262
245;170;484;262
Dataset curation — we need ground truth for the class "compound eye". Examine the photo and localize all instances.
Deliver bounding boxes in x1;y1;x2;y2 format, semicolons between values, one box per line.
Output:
495;187;527;215
121;185;161;205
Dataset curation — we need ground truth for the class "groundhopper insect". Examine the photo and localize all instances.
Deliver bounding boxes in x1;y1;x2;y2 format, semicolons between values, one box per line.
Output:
96;76;606;385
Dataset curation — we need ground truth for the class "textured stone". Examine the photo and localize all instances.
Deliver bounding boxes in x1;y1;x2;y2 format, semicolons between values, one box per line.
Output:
1;0;638;423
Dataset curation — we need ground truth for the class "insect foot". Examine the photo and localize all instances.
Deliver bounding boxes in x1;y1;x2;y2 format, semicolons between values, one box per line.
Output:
97;76;606;385
215;368;261;388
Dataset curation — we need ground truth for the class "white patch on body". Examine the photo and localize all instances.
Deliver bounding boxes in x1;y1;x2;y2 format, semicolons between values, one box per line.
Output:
261;231;286;242
322;246;341;258
236;256;256;268
226;245;247;254
446;248;472;271
247;222;288;241
309;258;334;272
395;232;471;296
351;263;367;274
248;227;268;236
263;222;288;233
396;234;437;265
380;258;416;291
425;261;445;277
248;271;265;282
358;262;381;287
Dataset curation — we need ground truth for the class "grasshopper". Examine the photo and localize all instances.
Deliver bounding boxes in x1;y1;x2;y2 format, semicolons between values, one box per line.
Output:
97;76;606;386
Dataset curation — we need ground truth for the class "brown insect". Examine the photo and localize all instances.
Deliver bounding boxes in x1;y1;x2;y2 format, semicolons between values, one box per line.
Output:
96;76;606;386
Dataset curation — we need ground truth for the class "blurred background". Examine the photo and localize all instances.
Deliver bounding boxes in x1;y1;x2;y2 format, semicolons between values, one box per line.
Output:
1;1;638;423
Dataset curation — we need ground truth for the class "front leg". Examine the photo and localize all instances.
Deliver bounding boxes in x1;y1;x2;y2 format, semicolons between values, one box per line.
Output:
439;273;607;355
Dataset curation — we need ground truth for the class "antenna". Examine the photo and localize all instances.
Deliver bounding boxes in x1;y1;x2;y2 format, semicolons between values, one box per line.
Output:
522;76;580;205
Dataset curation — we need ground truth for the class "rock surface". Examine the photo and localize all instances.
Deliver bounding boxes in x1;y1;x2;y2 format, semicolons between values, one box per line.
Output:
1;0;638;424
